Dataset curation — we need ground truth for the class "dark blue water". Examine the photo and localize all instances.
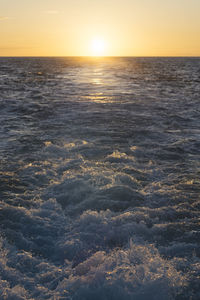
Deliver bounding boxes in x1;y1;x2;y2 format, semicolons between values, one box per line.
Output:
0;57;200;299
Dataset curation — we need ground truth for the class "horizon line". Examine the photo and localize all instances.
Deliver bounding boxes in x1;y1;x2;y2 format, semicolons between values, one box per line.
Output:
0;55;200;58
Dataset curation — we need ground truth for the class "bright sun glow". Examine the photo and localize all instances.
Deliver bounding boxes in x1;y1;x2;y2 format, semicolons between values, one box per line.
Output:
90;38;106;56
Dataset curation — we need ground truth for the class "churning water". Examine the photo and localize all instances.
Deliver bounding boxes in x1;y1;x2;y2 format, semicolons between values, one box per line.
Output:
0;57;200;299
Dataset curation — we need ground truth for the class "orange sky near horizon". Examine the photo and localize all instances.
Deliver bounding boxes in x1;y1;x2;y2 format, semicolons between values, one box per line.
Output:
0;0;200;56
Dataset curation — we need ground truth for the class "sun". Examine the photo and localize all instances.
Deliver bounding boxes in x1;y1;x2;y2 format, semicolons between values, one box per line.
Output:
90;38;106;56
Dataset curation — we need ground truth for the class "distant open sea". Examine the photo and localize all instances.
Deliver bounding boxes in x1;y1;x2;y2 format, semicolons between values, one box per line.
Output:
0;57;200;299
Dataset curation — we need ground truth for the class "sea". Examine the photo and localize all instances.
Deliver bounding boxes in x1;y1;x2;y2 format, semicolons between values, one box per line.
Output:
0;57;200;299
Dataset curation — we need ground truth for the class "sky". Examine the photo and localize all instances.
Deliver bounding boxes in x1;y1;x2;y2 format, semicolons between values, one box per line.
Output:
0;0;200;56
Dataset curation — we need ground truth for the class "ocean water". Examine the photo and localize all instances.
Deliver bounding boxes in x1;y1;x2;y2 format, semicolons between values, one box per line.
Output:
0;57;200;299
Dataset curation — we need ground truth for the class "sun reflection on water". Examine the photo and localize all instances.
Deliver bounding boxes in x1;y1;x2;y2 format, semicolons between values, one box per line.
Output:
82;93;114;103
91;77;102;85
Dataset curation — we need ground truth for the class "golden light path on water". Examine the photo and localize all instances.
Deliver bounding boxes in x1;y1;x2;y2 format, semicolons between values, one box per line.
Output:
79;61;116;103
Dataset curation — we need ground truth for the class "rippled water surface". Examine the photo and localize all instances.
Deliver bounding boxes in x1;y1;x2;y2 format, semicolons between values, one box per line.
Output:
0;57;200;299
